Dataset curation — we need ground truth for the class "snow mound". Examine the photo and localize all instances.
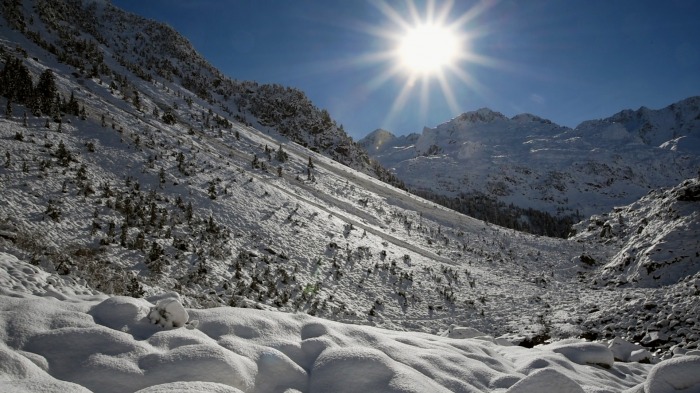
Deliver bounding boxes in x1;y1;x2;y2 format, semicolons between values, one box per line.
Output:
505;369;585;393
134;381;244;393
0;342;92;393
543;339;615;368
309;346;442;392
0;292;654;392
644;355;700;393
609;338;652;363
148;298;189;328
446;326;487;339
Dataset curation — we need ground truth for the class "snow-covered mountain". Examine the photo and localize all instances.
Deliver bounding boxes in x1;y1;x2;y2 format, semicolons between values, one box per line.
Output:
572;178;700;288
0;0;379;175
360;100;700;222
1;0;699;391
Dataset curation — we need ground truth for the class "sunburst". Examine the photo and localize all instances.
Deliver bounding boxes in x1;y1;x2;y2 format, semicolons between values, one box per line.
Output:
357;0;499;129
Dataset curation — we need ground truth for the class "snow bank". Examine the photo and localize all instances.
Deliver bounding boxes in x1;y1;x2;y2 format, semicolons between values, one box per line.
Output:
505;369;585;393
134;381;244;393
543;339;615;368
0;342;92;392
644;355;700;393
446;326;487;339
0;292;654;393
609;338;652;363
309;346;444;392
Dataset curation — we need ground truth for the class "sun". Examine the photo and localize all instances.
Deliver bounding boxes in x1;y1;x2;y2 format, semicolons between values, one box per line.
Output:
351;0;498;129
398;24;459;75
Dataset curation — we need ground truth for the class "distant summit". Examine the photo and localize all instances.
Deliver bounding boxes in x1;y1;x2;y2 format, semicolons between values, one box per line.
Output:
361;96;700;222
454;108;507;124
357;128;396;152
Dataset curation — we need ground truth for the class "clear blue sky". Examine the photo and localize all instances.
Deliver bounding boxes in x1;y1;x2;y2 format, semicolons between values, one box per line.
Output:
112;0;700;139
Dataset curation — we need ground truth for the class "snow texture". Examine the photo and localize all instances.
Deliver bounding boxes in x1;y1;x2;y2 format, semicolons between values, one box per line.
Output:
0;281;664;393
148;298;189;328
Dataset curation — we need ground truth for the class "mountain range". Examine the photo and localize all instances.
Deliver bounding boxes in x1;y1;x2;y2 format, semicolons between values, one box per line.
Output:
360;99;700;221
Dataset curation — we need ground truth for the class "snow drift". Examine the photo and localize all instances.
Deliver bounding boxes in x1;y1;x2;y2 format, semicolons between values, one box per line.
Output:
0;250;695;393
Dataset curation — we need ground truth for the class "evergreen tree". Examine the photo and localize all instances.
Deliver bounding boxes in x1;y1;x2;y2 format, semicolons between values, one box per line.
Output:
132;91;141;111
208;181;217;200
36;69;57;115
65;91;80;116
275;145;288;162
0;57;33;104
55;141;72;166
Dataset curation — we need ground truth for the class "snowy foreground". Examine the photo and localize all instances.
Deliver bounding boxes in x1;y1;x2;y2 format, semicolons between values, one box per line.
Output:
2;255;699;393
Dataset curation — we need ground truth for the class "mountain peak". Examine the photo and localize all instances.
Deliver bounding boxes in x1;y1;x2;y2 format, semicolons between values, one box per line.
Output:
511;113;554;125
358;128;397;152
455;108;507;124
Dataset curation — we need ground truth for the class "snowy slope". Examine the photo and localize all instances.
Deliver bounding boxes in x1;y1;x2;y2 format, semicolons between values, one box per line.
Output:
572;178;700;287
361;102;700;220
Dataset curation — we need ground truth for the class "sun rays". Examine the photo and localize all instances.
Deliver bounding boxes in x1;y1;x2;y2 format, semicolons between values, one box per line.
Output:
360;0;499;130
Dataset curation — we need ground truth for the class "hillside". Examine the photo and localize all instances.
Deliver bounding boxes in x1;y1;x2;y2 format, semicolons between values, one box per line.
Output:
0;0;380;175
572;178;700;287
0;0;699;391
360;101;700;225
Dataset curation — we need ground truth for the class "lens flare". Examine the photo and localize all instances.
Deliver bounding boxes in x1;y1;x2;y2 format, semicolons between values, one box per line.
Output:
352;0;500;130
398;24;459;75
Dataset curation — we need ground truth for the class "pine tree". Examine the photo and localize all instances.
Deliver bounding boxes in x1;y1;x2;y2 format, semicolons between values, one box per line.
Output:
185;201;193;223
208;181;217;199
120;224;129;247
36;69;57;115
55;141;72;166
158;167;166;186
65;91;80;115
132;91;141;111
275;145;288;162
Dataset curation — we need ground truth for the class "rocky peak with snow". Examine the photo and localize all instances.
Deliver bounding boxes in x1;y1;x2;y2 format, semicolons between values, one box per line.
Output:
454;107;508;124
605;96;700;148
357;128;396;152
361;97;700;224
572;177;700;288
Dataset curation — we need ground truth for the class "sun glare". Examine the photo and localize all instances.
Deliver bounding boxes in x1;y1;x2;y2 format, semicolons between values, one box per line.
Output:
354;0;498;129
398;24;459;75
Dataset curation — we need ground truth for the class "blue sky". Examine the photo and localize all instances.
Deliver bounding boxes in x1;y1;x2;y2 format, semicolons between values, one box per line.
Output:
112;0;700;139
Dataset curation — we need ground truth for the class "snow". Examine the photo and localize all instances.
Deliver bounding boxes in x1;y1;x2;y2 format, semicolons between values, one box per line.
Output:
644;356;700;393
1;254;697;392
0;275;667;393
609;338;652;363
148;298;190;328
361;101;700;218
504;369;585;393
542;339;615;367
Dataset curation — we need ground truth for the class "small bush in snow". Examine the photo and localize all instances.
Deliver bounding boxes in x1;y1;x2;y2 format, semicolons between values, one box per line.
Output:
148;298;189;328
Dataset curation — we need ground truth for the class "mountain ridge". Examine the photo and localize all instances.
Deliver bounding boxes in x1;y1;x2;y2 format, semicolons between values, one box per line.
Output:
361;96;700;222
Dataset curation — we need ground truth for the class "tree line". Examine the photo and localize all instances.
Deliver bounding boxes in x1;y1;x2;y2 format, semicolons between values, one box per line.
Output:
412;188;580;238
1;56;85;121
